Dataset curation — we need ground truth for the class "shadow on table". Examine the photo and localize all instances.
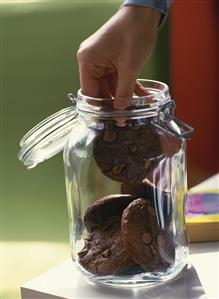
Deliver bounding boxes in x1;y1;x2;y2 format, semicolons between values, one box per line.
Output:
83;265;207;299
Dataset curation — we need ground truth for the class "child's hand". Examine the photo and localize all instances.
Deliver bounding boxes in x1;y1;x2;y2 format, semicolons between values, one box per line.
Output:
77;6;160;109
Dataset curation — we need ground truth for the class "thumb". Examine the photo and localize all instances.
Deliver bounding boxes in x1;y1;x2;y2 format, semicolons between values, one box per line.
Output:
114;69;136;110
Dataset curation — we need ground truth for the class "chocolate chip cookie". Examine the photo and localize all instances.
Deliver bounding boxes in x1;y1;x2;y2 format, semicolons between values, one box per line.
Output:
157;229;175;265
79;193;175;275
78;215;135;275
121;198;170;271
84;194;135;231
121;179;172;228
79;195;137;275
93;127;163;184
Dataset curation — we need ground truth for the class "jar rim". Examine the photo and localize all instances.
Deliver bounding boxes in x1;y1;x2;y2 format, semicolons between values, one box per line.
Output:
76;79;171;118
77;79;169;102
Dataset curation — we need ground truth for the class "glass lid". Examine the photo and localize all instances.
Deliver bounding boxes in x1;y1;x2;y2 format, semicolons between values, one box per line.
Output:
18;105;78;169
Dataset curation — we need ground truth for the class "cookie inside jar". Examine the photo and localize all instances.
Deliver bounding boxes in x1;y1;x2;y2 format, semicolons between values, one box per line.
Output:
93;122;164;184
78;117;178;276
78;180;176;276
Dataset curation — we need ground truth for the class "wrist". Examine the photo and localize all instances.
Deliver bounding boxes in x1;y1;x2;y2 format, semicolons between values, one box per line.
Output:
120;5;161;28
119;5;161;29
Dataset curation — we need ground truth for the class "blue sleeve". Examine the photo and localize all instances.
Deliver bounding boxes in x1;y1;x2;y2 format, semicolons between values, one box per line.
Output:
123;0;172;27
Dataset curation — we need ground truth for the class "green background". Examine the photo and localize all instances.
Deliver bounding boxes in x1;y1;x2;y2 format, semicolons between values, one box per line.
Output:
1;1;169;298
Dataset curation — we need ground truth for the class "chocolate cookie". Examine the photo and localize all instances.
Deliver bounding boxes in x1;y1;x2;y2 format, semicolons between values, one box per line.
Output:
157;229;175;265
93;127;163;184
121;179;172;228
84;194;135;231
121;198;170;271
78;215;134;275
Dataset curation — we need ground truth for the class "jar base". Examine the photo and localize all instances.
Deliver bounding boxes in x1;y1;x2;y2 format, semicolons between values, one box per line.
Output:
74;259;188;288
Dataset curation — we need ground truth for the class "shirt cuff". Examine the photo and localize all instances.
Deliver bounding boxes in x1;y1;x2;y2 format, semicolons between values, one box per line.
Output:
123;0;172;28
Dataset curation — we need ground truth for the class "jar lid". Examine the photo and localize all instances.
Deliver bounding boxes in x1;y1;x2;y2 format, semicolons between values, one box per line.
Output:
18;106;78;168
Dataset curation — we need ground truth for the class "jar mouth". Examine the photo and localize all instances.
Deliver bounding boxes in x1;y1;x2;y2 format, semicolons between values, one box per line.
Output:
76;79;171;118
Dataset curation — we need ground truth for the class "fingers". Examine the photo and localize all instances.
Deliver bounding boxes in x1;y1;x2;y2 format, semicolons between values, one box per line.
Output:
99;77;111;98
79;64;100;98
114;69;136;110
108;73;118;98
79;60;148;104
134;80;150;96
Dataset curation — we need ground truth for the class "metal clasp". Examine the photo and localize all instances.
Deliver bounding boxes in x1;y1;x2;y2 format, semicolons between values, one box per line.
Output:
152;100;194;139
67;93;77;105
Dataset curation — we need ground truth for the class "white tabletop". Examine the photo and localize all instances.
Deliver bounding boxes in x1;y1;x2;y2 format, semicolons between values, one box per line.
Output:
189;242;219;299
21;242;219;299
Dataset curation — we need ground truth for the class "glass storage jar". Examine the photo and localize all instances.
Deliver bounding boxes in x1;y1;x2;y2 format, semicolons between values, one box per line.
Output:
18;79;193;287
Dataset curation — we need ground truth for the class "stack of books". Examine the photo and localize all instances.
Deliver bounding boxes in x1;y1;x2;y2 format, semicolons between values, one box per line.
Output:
186;173;219;242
